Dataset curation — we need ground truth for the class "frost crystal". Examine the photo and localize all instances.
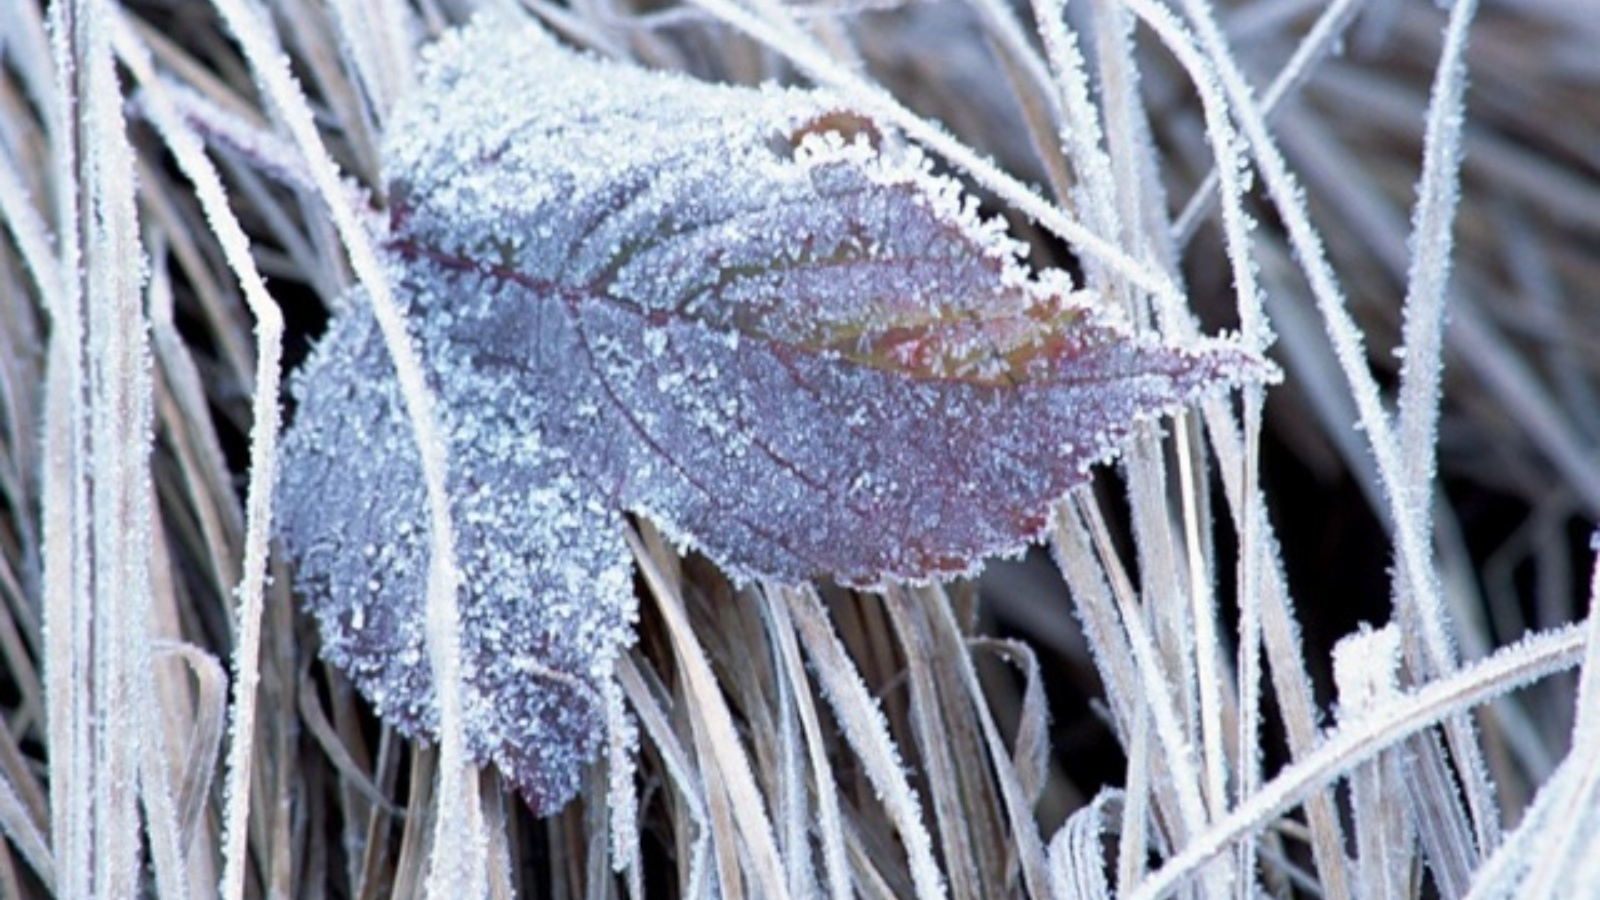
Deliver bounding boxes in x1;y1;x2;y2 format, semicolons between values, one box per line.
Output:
276;11;1272;814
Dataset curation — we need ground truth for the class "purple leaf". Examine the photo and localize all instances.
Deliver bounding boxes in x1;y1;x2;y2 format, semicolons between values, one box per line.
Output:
276;13;1273;814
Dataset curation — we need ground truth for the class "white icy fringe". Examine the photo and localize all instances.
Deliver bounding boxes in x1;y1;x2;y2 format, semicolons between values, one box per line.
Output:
6;0;1598;898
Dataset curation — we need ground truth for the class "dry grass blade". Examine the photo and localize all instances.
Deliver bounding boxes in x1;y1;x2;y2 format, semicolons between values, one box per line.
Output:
626;527;791;900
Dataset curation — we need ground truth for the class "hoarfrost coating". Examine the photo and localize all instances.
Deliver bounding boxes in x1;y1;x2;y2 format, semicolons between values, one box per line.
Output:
275;11;1272;813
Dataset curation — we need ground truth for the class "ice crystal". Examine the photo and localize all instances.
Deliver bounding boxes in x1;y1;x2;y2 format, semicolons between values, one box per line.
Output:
276;12;1272;814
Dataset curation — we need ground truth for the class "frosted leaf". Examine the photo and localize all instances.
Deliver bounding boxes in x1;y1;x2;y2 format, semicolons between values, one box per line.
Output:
276;12;1273;815
277;292;636;814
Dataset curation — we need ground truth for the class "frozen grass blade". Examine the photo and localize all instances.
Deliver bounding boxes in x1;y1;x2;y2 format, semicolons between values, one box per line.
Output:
1335;625;1415;898
921;586;1052;898
1200;389;1356;900
1048;501;1145;784
1048;789;1119;899
325;0;412;126
617;656;713;899
200;0;480;894
41;1;163;896
0;772;50;893
1072;492;1226;894
769;630;817;900
155;643;228;855
763;588;851;900
1172;0;1365;246
1174;22;1493;847
1027;0;1120;250
1271;73;1600;517
0;151;60;308
40;1;92;895
139;646;190;900
602;677;642;895
626;526;791;900
1132;620;1588;900
113;18;288;900
1082;0;1156;321
1122;0;1265;340
1168;0;1440;662
1230;391;1268;900
1392;0;1500;856
787;586;948;900
1462;553;1600;898
881;587;984;899
1174;416;1228;820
